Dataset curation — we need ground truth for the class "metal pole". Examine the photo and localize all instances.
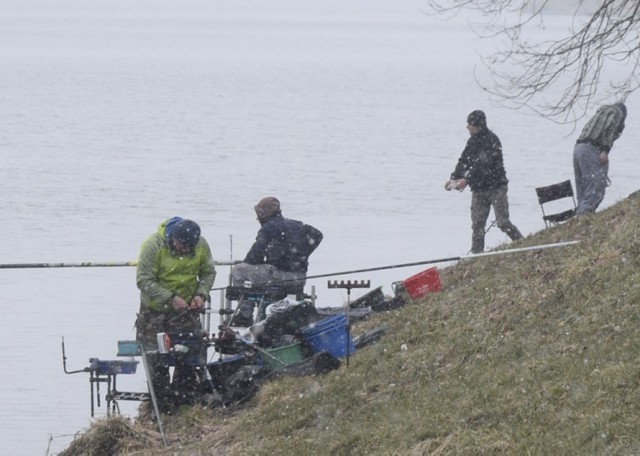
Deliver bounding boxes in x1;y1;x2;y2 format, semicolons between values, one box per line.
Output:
139;346;168;448
345;289;351;367
225;234;234;325
204;298;211;336
61;337;89;375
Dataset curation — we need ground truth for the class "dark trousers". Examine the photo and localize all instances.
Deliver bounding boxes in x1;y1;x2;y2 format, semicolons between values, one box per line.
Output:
574;142;608;214
147;353;201;413
136;309;205;413
470;185;522;254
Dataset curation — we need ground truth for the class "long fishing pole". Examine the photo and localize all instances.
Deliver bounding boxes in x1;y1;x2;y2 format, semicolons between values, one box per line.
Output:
211;240;579;291
308;240;579;279
0;260;239;269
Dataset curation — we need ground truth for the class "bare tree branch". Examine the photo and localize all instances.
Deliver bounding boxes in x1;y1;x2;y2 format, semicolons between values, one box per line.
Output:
428;0;640;122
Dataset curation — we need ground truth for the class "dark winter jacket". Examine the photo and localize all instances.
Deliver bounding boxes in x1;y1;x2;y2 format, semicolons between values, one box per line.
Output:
244;214;323;273
450;128;508;192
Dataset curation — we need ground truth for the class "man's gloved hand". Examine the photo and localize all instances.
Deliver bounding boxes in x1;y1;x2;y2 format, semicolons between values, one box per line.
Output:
445;178;467;192
171;295;189;311
190;295;205;311
454;178;468;191
599;151;609;165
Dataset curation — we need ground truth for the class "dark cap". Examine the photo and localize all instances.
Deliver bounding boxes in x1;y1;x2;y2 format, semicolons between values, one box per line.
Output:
467;110;487;128
254;196;281;223
172;219;201;248
613;102;627;119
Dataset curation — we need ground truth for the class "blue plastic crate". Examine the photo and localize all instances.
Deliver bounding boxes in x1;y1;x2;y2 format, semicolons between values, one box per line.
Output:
89;358;138;375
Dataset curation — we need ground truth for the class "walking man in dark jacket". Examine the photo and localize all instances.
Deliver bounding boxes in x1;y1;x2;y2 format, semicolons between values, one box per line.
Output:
445;110;523;254
574;102;627;214
230;196;323;326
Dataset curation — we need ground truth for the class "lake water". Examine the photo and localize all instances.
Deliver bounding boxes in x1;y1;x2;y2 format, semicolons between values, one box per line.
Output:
1;1;637;454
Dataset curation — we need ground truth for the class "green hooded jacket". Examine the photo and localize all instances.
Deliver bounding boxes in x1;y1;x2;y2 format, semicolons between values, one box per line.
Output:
136;219;216;313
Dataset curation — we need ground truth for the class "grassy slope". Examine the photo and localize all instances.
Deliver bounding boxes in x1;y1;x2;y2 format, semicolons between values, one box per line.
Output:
62;193;640;455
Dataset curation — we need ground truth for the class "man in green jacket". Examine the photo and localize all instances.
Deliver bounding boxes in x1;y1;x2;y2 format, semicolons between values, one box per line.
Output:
135;217;216;413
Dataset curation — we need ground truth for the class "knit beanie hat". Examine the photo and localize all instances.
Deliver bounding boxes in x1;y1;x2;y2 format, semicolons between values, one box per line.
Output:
613;102;627;120
254;196;281;223
467;110;487;129
164;216;182;241
172;219;201;247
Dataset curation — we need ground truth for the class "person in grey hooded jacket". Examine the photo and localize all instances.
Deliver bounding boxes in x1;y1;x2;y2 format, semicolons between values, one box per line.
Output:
573;102;627;214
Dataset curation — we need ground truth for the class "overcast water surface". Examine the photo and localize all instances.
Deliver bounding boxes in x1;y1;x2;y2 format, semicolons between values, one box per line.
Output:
0;1;637;454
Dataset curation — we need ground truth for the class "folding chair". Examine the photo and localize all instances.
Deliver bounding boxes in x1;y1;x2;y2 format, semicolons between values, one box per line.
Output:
535;180;577;228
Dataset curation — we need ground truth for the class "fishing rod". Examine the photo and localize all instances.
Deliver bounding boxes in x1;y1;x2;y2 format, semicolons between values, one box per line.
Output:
212;240;580;291
0;260;239;269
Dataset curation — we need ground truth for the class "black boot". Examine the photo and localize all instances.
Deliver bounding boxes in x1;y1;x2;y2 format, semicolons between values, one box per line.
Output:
471;235;484;254
501;223;523;241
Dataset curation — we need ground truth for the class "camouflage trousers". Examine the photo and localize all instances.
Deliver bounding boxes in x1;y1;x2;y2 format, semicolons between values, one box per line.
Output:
135;308;205;413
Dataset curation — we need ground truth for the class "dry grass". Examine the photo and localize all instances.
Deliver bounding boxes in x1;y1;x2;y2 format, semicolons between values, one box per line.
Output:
61;193;640;455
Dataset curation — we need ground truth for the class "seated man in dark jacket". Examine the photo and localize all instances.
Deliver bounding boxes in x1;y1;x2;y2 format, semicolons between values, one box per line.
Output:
230;196;323;326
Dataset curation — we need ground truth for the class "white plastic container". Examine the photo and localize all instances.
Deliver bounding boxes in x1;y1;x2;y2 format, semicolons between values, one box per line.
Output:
156;332;171;354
